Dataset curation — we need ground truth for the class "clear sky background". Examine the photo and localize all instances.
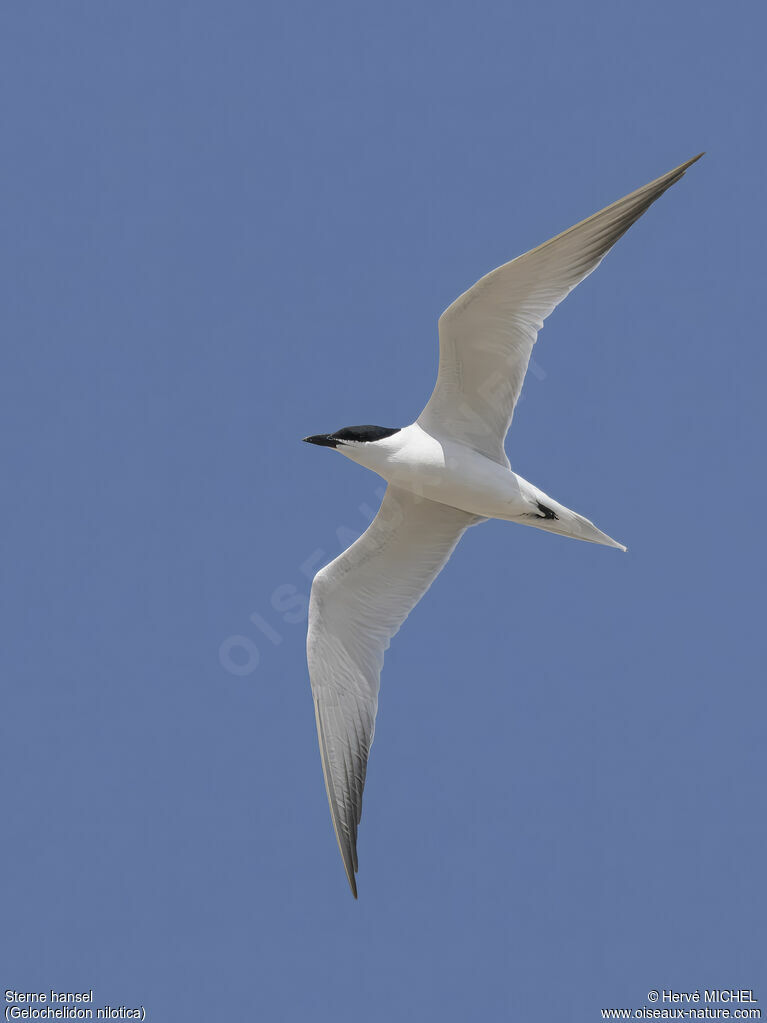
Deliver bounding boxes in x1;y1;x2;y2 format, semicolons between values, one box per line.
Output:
2;3;765;1021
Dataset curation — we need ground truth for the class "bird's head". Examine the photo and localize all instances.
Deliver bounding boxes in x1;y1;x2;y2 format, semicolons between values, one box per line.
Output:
302;425;401;449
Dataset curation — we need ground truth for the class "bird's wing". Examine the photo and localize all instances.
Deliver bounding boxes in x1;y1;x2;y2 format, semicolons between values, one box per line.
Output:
308;484;482;896
418;154;703;466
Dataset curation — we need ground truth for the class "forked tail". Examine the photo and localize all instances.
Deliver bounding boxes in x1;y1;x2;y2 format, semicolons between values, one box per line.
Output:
527;506;627;551
507;479;627;550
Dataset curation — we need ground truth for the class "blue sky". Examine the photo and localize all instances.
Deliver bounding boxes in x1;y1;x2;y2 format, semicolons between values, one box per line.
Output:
2;2;765;1020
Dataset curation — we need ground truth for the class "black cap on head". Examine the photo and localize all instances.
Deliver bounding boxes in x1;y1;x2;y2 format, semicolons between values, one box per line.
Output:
303;425;400;447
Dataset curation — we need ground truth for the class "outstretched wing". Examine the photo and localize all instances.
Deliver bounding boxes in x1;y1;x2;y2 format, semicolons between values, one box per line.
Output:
307;485;482;896
418;154;703;466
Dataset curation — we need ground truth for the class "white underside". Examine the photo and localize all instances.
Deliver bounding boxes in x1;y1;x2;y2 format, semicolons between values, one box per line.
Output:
337;422;627;550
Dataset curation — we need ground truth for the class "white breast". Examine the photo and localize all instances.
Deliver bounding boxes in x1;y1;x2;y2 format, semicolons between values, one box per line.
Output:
338;423;530;519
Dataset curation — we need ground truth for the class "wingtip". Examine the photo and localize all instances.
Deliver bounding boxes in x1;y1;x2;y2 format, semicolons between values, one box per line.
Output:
656;153;704;188
677;152;705;173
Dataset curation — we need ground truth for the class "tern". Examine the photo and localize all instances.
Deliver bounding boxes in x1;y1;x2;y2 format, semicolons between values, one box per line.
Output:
303;154;702;896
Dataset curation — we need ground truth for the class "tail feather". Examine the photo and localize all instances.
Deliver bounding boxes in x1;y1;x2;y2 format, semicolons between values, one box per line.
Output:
536;511;627;551
501;475;627;550
511;487;627;550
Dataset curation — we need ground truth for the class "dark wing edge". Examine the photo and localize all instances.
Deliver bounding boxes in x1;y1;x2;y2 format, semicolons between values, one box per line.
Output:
307;486;483;897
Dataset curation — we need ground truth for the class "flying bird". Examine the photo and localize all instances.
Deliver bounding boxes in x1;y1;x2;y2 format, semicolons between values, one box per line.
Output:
303;154;702;896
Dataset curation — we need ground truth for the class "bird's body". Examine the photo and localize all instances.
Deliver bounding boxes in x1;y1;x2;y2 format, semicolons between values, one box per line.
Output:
340;422;521;513
302;154;702;896
335;422;626;548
